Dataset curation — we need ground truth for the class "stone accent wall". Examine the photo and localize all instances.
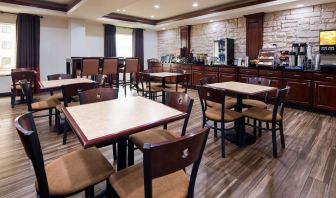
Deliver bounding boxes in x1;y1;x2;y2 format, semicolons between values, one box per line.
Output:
157;28;180;57
263;2;336;53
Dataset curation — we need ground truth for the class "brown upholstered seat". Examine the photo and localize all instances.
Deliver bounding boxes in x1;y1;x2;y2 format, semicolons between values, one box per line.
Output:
36;147;114;197
207;98;237;109
143;85;163;92
31;98;60;111
205;107;243;122
165;86;186;93
243;107;282;122
109;164;188;198
242;99;267;109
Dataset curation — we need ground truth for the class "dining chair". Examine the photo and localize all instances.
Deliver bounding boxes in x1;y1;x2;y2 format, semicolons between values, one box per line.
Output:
81;58;100;80
122;58;139;95
101;58;119;88
15;112;114;198
109;127;209;198
59;82;96;144
138;72;162;100
20;80;60;126
243;87;290;158
165;73;191;93
47;73;72;100
197;85;244;158
10;71;35;108
243;77;273;109
128;92;194;165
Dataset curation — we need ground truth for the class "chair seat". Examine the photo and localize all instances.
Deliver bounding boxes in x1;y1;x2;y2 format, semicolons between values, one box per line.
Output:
243;107;282;122
109;163;188;198
207;98;237;109
205;108;243;122
143;86;163;92
129;129;179;150
36;147;114;197
31;98;60;111
164;87;186;93
150;82;162;87
242;99;267;109
48;92;63;101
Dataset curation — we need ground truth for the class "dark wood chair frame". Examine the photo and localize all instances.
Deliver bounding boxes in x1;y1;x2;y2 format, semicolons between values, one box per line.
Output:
20;80;56;126
47;74;72;97
244;87;290;158
10;71;36;108
101;58;119;88
111;128;209;198
81;58;100;81
197;85;244;158
137;72;161;100
122;58;139;96
15;112;108;198
170;73;191;93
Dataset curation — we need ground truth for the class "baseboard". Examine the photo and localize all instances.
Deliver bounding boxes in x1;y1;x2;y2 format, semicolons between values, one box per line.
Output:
0;92;10;97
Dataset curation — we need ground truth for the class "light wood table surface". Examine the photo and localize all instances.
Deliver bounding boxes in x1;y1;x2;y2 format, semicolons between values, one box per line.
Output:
39;78;95;90
62;96;187;170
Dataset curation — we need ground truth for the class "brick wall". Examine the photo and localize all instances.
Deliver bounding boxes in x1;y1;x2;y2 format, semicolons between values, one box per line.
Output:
157;3;336;59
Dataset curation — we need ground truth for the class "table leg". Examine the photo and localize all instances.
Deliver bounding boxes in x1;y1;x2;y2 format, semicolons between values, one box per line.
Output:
117;137;127;171
236;94;253;147
162;78;167;129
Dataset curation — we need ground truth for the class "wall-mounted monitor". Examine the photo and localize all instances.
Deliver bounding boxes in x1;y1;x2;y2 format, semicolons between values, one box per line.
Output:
320;30;336;54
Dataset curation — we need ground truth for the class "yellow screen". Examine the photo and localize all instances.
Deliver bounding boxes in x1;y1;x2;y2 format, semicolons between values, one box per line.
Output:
320;31;336;45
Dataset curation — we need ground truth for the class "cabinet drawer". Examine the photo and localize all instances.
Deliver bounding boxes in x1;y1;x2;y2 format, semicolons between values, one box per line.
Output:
204;66;218;72
259;70;282;77
219;67;235;73
284;72;313;79
314;73;336;82
239;68;258;75
192;66;204;71
180;65;192;71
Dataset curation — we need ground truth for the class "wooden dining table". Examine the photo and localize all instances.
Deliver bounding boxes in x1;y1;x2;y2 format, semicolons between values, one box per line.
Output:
62;96;187;170
39;78;95;91
207;81;277;146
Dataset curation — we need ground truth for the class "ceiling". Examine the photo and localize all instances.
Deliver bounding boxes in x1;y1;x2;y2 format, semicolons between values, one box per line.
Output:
0;0;335;30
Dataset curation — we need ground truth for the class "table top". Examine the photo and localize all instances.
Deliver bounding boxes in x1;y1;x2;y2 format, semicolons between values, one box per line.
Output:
207;81;276;95
39;78;95;90
62;96;187;148
149;72;182;78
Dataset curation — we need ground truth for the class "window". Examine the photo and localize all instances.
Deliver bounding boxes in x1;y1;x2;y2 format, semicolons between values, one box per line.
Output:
0;23;16;75
116;28;133;58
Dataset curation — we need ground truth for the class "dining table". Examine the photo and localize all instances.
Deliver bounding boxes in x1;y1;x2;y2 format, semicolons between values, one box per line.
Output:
207;81;277;146
39;78;95;91
62;96;187;170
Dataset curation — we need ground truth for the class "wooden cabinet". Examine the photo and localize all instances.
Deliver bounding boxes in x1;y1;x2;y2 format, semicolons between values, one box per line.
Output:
284;79;312;105
219;73;236;82
192;70;204;86
314;81;336;111
245;13;265;60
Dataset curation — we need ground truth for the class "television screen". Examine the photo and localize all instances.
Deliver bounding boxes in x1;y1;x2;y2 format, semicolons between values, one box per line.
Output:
320;30;336;46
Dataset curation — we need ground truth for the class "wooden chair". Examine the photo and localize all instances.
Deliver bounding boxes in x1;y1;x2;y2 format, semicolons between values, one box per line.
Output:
101;58;119;88
20;80;60;126
47;74;72;100
15;112;114;198
59;82;96;144
243;87;290;158
128;92;194;165
165;73;191;93
81;58;99;80
122;58;139;95
199;77;237;109
10;71;35;108
109;127;209;198
138;72;162;100
197;85;244;158
243;77;273;109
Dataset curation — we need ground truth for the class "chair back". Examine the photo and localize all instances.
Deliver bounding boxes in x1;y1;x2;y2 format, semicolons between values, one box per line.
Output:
199;77;217;85
61;82;96;107
47;74;72;81
79;88;119;105
138;72;151;92
173;74;190;93
247;77;272;103
11;71;35;93
20;80;34;111
165;92;194;136
102;58;118;75
125;58;139;73
15;112;49;197
143;127;209;198
272;87;290;121
81;58;99;78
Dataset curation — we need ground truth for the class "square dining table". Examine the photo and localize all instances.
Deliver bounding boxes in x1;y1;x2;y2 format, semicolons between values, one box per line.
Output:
39;78;95;91
207;81;277;146
62;96;187;170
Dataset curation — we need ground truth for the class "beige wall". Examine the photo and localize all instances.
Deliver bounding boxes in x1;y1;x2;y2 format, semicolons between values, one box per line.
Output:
157;2;336;59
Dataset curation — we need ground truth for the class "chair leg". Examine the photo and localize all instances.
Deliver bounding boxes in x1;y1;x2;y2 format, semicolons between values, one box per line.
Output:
106;180;112;198
112;143;118;161
63;122;69;145
253;119;257;138
271;122;278;158
258;120;262;137
128;140;134;166
85;186;94;198
11;94;15;108
221;122;225;158
214;121;218;138
279;120;285;148
48;109;52;126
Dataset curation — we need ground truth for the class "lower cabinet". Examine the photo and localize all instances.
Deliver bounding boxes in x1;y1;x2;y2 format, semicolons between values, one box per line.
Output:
283;79;312;105
192;70;204;86
314;81;336;111
203;72;218;82
219;73;236;82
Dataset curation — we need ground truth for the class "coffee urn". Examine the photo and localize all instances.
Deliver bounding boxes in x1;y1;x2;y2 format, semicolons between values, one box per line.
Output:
292;43;299;55
297;52;305;66
288;52;296;66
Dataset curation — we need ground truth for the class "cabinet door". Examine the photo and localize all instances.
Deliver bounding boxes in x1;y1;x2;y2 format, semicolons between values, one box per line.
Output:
238;75;256;83
192;71;204;86
283;79;312;105
219;73;236;82
204;72;218;83
314;81;336;111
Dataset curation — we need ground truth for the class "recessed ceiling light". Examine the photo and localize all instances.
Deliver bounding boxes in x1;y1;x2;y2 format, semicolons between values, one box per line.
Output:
297;4;304;7
210;19;214;22
162;28;166;30
122;9;126;12
116;9;120;12
154;4;160;9
151;15;155;18
192;2;199;7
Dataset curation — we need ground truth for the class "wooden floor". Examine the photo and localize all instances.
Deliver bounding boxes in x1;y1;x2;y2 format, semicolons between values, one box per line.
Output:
0;89;336;198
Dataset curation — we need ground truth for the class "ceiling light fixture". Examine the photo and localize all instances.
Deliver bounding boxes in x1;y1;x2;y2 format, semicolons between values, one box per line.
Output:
116;9;120;12
122;9;126;12
151;15;155;18
154;4;160;9
297;4;304;7
192;2;199;7
162;28;166;30
210;19;214;22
